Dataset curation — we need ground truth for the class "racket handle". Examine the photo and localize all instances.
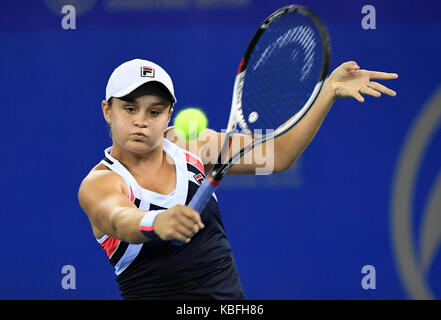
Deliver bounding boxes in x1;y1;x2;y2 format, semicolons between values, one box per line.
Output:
171;176;219;246
188;176;219;213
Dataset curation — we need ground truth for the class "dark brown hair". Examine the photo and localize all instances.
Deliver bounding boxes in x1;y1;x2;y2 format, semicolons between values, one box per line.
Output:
107;81;174;108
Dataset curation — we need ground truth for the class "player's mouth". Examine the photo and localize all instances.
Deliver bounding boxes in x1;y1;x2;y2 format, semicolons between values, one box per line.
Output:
132;132;147;138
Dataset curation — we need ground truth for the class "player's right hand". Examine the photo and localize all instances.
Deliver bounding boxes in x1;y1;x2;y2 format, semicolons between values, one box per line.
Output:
153;204;205;243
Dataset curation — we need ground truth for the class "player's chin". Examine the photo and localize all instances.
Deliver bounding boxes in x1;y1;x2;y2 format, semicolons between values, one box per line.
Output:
125;138;157;154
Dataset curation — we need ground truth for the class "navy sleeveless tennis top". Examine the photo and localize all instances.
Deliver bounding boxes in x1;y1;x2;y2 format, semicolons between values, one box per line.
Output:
97;138;245;299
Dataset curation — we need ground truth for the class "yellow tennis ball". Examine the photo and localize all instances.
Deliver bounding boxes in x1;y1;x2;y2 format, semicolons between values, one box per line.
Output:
173;107;208;141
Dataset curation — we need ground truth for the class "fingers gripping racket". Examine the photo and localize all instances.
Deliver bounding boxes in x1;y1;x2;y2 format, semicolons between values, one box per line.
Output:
174;5;331;244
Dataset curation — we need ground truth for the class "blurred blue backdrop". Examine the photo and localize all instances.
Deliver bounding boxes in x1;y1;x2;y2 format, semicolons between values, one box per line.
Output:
1;0;440;299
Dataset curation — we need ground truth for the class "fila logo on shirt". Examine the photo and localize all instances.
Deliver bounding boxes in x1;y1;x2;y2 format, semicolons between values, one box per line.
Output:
141;66;155;78
194;173;205;185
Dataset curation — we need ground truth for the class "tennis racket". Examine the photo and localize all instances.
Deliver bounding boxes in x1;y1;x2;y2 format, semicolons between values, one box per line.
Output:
174;5;331;244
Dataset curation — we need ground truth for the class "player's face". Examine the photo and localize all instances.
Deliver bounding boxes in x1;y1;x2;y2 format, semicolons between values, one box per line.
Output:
104;94;173;154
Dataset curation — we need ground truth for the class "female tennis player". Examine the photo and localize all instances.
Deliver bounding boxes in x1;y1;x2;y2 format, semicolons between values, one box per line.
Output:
78;58;397;299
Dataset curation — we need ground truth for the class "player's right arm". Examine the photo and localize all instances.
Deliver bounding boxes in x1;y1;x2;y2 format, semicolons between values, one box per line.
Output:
78;170;204;244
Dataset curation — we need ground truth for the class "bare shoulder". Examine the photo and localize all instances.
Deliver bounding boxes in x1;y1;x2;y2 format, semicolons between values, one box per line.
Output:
78;163;128;206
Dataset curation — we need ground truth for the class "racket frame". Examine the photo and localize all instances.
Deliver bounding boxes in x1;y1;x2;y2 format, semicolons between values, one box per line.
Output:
173;4;332;245
210;4;331;181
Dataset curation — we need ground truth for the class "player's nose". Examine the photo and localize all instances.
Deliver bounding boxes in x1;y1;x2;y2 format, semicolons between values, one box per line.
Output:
133;117;148;128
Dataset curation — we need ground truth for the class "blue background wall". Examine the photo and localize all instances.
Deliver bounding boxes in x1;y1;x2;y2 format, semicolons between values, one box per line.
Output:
1;0;440;299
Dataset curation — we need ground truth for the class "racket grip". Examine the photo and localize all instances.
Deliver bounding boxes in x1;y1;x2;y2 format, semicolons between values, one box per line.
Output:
171;176;219;246
188;176;219;213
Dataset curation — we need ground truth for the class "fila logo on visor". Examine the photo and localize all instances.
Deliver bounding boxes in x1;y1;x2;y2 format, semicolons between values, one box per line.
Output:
141;66;155;78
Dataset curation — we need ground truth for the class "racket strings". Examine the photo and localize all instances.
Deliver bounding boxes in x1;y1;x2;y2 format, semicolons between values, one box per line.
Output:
240;11;324;135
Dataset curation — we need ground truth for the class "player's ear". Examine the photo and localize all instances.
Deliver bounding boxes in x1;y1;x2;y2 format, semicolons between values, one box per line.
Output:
167;104;174;123
102;100;112;125
163;105;174;137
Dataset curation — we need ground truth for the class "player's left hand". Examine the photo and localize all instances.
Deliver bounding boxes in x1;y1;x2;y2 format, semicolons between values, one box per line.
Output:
328;61;398;102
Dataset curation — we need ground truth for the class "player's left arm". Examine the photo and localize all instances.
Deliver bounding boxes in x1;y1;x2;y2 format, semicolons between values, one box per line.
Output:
166;61;398;175
269;61;398;173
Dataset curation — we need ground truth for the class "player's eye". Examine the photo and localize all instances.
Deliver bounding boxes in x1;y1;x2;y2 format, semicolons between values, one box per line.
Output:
150;110;160;116
124;106;135;113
